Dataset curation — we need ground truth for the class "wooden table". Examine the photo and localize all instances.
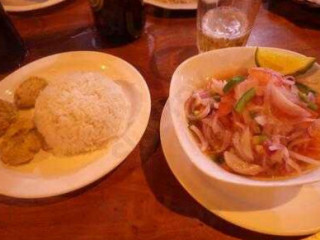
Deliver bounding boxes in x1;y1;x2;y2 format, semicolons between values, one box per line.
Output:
0;0;319;239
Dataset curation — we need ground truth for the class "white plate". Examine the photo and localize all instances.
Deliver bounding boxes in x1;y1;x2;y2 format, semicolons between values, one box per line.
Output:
2;0;66;12
0;51;151;199
144;0;197;10
161;102;320;236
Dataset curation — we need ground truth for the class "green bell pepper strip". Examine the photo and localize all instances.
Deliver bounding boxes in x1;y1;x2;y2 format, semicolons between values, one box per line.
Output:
223;76;245;93
296;82;316;95
252;135;268;145
234;88;256;113
298;92;318;111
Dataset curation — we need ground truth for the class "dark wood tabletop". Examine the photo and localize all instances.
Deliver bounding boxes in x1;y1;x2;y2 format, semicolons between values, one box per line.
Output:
0;0;319;239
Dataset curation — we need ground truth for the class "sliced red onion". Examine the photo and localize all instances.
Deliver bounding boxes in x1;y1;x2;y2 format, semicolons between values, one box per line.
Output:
234;121;245;131
202;114;231;153
268;144;284;151
270;84;311;118
263;81;272;114
210;115;222;133
242;110;253;125
279;85;300;104
189;125;209;152
301;118;316;123
232;131;253;162
241;127;254;161
201;121;215;148
307;92;316;102
287;130;306;142
186;101;211;121
282;147;291;172
193;93;206;106
308;119;320;137
185;96;195;119
232;111;245;130
213;102;220;109
288;137;310;150
196;104;211;119
290;85;299;96
271;135;282;145
287;158;302;174
247;105;264;112
208;79;226;95
255;115;267;126
270;149;284;164
285;76;295;82
262;156;268;169
289;151;320;166
215;130;232;153
201;118;211;126
186;93;207;116
283;80;295;86
283;147;290;159
197;90;211;99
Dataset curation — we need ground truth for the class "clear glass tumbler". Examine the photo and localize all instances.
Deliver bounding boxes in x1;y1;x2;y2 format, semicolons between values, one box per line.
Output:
197;0;261;52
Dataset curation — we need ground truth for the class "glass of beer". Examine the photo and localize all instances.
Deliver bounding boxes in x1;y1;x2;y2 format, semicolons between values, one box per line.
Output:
197;0;261;52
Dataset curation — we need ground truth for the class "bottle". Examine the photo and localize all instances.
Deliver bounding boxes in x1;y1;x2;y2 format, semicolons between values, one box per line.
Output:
90;0;145;45
0;3;26;73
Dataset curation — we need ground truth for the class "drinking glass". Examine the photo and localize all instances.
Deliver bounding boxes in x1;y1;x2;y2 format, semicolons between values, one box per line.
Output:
197;0;261;52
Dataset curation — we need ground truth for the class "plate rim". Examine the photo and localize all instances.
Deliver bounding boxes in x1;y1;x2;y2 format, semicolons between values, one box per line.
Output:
144;0;197;10
3;0;67;12
0;50;151;199
160;101;320;236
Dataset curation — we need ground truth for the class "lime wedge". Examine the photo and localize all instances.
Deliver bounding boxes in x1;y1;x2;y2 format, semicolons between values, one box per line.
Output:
255;48;316;76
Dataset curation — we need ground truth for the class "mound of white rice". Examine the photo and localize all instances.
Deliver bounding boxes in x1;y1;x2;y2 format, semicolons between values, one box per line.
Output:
34;72;130;156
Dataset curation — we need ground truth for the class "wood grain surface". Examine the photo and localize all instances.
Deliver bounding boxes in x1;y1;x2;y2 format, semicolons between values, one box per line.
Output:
0;0;319;239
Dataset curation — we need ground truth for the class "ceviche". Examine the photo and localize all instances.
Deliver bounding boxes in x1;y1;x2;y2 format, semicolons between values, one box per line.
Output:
185;67;320;178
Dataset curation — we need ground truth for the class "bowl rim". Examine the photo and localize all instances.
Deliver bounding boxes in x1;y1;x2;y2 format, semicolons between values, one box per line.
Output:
169;46;320;188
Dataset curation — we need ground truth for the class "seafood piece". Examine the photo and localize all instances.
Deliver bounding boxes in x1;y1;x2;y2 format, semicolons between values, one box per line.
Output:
224;151;263;176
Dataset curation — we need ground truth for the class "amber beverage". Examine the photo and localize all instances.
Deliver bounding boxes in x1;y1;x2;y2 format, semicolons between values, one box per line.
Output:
0;3;26;73
197;0;261;52
90;0;145;45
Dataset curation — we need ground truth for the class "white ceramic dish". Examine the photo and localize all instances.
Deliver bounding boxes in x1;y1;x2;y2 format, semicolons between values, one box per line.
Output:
2;0;66;12
144;0;197;10
169;46;320;187
0;51;151;199
161;102;320;236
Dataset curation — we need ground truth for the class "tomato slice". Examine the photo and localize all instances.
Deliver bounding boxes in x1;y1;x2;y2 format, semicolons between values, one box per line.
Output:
217;94;235;117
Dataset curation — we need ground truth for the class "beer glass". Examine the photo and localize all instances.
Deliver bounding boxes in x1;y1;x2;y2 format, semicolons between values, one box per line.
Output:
197;0;261;52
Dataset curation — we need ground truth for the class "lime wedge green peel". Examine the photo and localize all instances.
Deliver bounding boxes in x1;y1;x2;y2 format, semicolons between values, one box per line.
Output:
255;48;316;76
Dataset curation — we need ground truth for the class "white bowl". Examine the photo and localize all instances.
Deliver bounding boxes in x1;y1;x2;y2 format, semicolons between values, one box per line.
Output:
169;46;320;187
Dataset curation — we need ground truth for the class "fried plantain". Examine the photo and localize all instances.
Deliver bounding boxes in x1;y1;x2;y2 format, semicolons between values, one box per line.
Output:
14;76;48;109
0;99;17;136
0;117;42;166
